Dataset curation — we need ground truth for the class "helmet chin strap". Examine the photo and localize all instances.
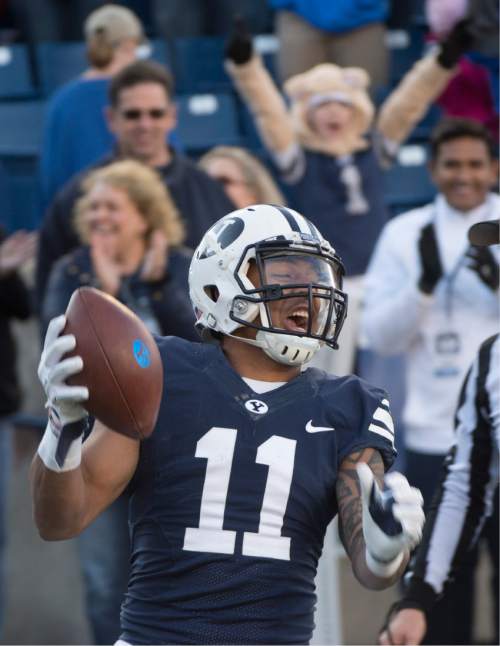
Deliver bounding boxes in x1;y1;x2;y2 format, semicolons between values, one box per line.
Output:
224;329;321;367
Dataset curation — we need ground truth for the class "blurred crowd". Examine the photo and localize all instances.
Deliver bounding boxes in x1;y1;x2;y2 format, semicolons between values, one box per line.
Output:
0;0;498;644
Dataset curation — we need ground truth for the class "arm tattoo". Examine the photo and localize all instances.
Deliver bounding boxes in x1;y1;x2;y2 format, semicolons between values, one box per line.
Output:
336;449;385;563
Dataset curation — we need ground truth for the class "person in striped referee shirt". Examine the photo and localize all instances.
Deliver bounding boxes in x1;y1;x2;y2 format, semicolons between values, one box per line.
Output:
379;218;499;646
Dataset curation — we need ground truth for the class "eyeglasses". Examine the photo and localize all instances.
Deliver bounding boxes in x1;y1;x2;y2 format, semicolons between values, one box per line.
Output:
121;108;167;121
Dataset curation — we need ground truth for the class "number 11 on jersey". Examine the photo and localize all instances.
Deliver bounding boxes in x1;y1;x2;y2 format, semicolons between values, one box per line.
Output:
183;427;297;560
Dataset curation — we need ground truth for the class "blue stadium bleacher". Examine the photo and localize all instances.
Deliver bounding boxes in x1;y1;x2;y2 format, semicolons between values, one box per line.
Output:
0;160;13;231
0;44;36;100
0;26;437;231
35;39;171;96
410;104;442;142
172;37;230;94
386;27;426;86
1;159;41;231
176;92;242;155
35;41;87;96
384;144;436;215
253;34;280;84
0;100;45;157
0;101;45;231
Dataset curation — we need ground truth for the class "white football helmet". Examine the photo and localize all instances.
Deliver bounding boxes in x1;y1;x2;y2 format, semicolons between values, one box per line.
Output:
189;204;348;366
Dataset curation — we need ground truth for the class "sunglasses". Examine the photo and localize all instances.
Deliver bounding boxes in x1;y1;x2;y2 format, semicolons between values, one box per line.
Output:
121;108;167;121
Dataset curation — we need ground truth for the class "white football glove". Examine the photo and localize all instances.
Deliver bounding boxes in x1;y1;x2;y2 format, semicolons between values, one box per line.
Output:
37;315;89;472
357;463;424;577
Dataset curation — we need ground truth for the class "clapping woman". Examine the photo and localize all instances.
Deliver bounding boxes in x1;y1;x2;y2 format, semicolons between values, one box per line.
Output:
40;159;197;644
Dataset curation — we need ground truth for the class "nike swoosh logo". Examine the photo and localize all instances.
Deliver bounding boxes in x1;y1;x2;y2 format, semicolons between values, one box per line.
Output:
306;420;335;433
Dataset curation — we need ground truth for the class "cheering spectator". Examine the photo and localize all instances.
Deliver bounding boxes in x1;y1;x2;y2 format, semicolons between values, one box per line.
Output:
40;4;146;205
199;146;286;208
41;159;197;645
42;159;196;339
225;18;472;376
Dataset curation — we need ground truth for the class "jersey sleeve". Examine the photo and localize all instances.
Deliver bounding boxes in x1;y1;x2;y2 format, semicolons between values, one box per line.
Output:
330;376;397;470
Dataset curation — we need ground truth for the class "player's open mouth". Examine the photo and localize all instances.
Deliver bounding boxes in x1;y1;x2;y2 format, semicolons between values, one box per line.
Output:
284;309;309;333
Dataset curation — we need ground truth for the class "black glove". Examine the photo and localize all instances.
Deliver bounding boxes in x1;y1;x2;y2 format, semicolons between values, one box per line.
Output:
465;245;500;290
437;19;474;69
417;223;443;295
224;16;253;65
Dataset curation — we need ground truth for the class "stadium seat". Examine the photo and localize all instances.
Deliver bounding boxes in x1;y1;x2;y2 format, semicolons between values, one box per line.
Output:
36;39;171;96
409;104;442;142
0;101;44;231
0;44;36;100
386;28;426;86
176;93;241;154
172;37;230;94
0;157;41;231
237;100;264;153
35;41;87;96
0;101;45;157
0;161;13;231
384;144;436;214
138;38;171;69
254;34;280;84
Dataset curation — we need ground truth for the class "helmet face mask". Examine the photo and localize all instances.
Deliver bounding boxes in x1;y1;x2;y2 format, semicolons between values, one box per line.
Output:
232;242;346;350
189;205;348;366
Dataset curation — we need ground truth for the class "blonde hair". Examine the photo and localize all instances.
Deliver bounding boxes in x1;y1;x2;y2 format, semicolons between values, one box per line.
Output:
74;160;185;246
84;4;144;69
199;146;286;206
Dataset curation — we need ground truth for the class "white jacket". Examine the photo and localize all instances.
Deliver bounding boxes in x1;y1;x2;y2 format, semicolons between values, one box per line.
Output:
361;193;500;454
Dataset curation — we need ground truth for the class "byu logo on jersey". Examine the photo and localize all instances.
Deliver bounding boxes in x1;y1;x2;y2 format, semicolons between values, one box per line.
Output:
244;399;269;415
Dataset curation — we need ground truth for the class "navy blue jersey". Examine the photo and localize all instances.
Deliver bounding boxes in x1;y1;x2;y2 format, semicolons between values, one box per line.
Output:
121;337;396;645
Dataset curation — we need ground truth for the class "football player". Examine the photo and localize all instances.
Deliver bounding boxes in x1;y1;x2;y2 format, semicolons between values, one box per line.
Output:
32;204;424;645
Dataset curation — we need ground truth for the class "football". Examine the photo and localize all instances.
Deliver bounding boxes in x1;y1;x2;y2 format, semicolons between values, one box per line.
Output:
63;287;163;439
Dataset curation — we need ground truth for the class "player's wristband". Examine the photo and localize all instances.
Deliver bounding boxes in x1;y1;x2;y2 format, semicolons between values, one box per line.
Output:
365;548;404;577
38;417;87;473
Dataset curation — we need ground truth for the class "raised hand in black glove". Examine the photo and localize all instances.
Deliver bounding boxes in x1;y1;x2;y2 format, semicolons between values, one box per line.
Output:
437;19;474;69
417;223;443;295
224;16;253;65
465;245;500;290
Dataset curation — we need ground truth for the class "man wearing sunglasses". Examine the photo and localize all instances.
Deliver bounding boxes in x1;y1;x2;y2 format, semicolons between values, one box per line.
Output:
35;59;235;312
